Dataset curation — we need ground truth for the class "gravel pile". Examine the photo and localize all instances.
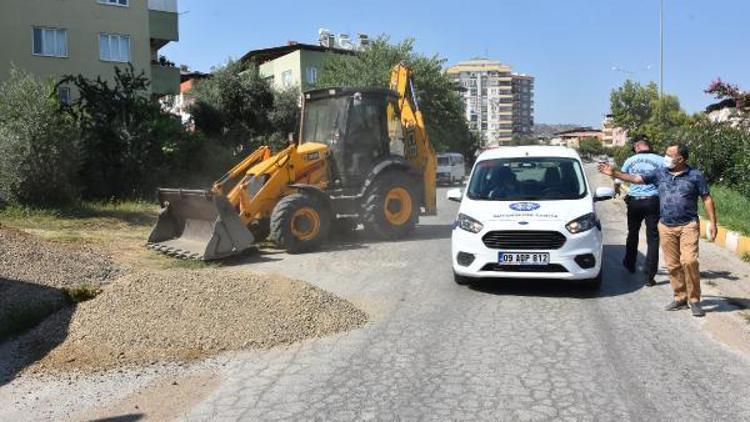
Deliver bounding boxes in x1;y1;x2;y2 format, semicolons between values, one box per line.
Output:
20;269;367;372
0;227;117;340
0;227;118;288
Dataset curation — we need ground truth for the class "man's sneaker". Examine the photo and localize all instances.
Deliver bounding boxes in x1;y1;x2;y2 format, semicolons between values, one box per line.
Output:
689;302;705;317
664;299;688;311
644;276;656;287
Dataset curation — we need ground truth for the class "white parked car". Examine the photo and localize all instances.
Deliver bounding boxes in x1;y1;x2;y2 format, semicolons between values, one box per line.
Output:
437;152;466;185
447;146;614;288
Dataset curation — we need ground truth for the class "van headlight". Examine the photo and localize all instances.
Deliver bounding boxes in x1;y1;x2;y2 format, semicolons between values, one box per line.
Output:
566;213;597;234
457;213;484;233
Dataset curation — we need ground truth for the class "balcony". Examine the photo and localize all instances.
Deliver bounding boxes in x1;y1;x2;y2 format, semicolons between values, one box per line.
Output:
151;64;180;96
149;0;179;48
149;0;177;12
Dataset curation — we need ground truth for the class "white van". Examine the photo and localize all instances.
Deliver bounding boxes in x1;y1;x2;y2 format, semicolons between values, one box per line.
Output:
437;153;466;185
447;146;615;288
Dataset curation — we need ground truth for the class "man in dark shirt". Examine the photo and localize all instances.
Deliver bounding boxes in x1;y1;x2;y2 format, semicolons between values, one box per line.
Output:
598;143;718;317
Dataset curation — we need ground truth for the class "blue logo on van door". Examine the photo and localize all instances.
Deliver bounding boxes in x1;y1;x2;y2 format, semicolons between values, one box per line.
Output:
510;202;541;212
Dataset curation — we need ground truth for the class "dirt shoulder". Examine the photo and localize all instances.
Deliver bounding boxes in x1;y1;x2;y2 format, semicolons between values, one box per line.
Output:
0;205;367;377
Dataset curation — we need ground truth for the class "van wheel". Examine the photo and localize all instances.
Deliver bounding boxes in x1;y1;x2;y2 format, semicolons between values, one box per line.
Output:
270;193;330;254
363;172;419;240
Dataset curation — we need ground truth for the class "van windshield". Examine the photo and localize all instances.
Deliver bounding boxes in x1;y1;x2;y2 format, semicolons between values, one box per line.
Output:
467;157;587;201
437;156;450;166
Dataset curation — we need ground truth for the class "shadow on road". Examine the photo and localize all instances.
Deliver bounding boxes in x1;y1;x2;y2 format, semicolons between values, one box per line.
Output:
701;295;750;313
0;278;76;387
216;223;453;266
468;244;648;299
699;270;740;281
90;414;144;422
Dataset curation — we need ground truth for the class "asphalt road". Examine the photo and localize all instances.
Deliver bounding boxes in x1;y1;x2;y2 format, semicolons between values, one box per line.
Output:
184;165;750;421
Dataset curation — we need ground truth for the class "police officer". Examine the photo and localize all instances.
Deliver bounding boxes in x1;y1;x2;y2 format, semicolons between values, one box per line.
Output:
614;135;664;286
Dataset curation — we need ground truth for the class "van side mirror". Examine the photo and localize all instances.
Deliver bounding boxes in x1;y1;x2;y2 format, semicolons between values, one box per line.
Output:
446;188;463;203
594;187;615;202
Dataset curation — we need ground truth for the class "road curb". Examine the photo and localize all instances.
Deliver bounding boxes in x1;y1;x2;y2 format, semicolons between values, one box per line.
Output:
699;218;750;258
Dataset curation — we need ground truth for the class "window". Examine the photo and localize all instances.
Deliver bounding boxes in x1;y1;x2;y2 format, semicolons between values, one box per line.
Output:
32;27;67;57
57;86;71;105
282;70;293;88
305;66;317;84
99;33;130;62
98;0;129;6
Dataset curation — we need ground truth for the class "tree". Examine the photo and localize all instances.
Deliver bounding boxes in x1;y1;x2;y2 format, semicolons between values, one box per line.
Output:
59;65;180;199
266;87;301;151
578;137;603;159
0;67;80;206
188;60;275;150
189;60;301;153
511;134;539;146
610;79;688;150
705;78;750;129
316;36;478;159
705;79;750;111
610;80;659;133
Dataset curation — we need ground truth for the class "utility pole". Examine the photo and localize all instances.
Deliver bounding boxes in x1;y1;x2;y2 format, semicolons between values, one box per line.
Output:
659;0;664;98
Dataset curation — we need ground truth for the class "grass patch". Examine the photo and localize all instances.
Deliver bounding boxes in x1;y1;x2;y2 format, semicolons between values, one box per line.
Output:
0;200;157;232
699;185;750;236
62;284;103;303
742;252;750;263
143;252;222;270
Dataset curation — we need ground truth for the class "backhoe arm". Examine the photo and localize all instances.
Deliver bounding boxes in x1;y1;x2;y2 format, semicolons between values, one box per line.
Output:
389;64;437;215
211;145;272;196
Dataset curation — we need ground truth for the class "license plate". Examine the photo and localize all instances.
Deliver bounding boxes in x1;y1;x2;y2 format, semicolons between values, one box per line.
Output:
498;252;550;266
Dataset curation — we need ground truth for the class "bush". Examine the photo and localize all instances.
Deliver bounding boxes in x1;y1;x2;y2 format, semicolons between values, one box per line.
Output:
0;68;80;206
678;120;750;196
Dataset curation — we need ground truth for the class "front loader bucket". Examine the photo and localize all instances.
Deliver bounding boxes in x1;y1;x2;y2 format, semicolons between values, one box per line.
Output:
147;189;254;260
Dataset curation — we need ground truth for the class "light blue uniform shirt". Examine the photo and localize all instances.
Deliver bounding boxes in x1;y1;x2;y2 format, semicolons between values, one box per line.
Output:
621;152;664;197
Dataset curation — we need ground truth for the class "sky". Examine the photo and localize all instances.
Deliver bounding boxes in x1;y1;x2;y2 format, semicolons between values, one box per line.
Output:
161;0;750;127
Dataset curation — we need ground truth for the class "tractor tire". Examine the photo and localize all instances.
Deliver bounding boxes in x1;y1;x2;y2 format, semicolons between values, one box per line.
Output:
363;172;419;240
270;193;330;254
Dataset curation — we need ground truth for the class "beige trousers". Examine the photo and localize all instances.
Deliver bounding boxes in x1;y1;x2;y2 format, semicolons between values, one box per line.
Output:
658;221;701;303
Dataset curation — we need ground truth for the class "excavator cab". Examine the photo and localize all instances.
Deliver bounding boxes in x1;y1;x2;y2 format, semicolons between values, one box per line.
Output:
301;88;397;188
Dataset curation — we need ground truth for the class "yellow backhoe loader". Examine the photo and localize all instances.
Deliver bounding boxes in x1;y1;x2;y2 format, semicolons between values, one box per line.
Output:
147;64;437;260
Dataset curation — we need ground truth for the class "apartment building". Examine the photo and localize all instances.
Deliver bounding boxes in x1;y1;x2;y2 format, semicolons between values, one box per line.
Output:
447;58;535;148
601;114;628;148
0;0;180;99
241;42;355;92
512;74;534;137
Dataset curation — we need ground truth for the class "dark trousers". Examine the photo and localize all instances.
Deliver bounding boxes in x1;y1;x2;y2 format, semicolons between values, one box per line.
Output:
624;196;660;279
